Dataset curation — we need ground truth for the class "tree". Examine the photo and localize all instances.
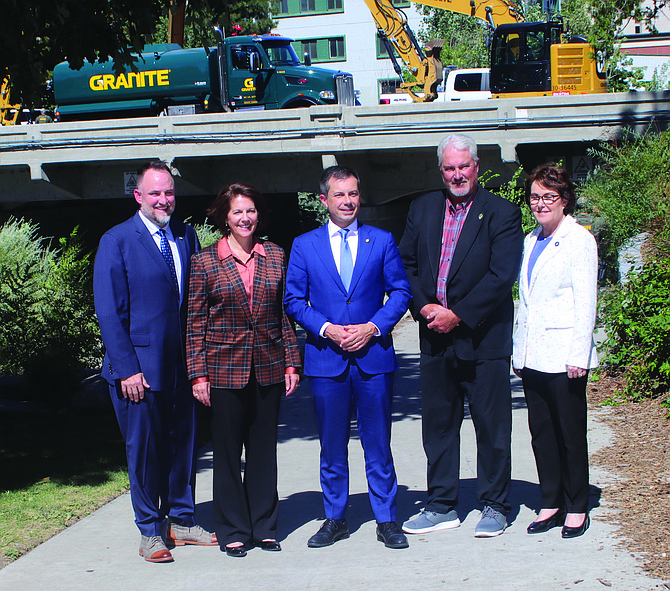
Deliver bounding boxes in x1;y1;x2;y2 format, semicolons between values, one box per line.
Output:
153;0;275;49
586;0;668;91
416;7;491;69
416;0;667;91
0;0;273;106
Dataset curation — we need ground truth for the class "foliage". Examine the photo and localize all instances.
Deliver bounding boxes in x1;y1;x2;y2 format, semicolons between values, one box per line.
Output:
586;0;666;91
600;257;670;403
298;192;329;233
0;1;273;106
580;130;670;259
153;0;275;48
417;7;491;69
0;219;101;403
582;129;670;404
191;219;223;248
482;167;536;234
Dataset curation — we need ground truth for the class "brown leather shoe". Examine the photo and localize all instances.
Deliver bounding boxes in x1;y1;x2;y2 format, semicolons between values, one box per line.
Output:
139;535;174;563
167;522;217;546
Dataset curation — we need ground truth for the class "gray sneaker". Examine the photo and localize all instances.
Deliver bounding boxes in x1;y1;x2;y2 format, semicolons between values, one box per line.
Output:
402;509;460;534
474;506;507;538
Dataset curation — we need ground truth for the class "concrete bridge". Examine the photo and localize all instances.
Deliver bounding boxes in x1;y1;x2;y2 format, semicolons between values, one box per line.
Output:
0;90;668;239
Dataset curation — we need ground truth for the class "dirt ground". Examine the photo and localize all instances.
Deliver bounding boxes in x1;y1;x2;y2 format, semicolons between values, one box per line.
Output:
589;374;670;582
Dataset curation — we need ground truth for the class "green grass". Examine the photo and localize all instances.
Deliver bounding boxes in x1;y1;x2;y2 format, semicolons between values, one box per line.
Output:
0;406;129;567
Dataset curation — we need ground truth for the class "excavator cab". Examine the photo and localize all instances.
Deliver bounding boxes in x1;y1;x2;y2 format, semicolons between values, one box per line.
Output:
490;21;562;95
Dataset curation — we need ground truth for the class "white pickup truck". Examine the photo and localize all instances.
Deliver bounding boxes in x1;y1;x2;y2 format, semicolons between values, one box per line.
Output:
379;68;491;104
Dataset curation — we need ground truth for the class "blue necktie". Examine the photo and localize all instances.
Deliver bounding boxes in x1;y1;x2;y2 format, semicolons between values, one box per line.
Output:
339;227;353;291
159;229;179;289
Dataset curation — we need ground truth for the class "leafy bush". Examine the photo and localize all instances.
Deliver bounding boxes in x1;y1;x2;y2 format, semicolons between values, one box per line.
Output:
600;257;670;403
581;130;670;260
0;219;101;404
298;192;329;233
191;219;222;248
581;130;670;404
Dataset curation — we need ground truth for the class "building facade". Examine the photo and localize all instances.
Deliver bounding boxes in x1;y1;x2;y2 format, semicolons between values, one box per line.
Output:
272;0;424;106
620;2;670;84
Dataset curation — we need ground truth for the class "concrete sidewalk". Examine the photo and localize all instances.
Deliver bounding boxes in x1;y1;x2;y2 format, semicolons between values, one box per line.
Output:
0;318;658;591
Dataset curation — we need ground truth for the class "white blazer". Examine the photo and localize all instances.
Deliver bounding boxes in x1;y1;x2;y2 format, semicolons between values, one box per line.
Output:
513;215;599;373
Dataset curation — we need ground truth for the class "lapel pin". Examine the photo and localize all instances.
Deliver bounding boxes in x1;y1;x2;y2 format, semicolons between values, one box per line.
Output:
365;238;370;243
478;213;483;220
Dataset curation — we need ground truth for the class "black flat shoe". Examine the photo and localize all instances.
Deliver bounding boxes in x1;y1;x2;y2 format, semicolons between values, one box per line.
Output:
562;515;590;539
225;543;248;557
256;539;281;551
527;511;565;534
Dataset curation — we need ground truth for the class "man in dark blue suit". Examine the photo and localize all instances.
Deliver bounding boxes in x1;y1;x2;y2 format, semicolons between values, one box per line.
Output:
94;161;215;563
285;166;411;549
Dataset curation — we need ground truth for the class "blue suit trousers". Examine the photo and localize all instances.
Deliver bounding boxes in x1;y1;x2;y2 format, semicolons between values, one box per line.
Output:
110;364;198;537
310;364;397;523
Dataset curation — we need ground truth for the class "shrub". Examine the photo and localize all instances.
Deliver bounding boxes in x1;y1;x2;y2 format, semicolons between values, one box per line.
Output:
600;257;670;403
0;219;101;404
581;130;670;261
191;219;222;248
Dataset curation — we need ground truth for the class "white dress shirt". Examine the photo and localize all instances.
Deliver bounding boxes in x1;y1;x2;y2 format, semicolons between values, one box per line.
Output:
138;210;183;295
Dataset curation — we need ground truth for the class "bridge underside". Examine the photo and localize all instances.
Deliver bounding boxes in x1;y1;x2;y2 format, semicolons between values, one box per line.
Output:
0;91;667;241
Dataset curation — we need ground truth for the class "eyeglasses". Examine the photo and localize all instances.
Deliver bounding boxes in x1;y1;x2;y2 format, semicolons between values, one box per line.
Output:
529;193;561;205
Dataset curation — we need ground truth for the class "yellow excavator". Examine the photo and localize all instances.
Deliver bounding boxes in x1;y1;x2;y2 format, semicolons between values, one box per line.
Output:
1;78;21;125
364;0;606;102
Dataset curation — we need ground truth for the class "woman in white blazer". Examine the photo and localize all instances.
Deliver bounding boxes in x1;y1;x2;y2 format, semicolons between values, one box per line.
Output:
513;164;598;539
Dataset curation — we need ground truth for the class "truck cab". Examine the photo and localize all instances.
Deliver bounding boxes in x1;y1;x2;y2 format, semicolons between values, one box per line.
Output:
221;35;355;110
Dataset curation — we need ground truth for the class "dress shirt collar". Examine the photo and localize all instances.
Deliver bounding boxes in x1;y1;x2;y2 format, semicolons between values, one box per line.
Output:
217;236;266;261
327;218;359;237
446;190;475;215
138;209;173;239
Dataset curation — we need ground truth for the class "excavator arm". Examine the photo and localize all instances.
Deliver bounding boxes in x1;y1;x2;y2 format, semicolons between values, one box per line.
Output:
412;0;523;28
364;0;444;102
365;0;523;102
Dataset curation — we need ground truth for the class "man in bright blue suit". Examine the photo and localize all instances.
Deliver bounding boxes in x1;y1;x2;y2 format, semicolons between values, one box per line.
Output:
285;166;412;549
93;161;215;563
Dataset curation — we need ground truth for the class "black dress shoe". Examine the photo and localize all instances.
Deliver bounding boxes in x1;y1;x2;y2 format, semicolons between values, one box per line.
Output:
307;519;349;548
562;515;590;539
224;543;248;557
527;511;565;534
256;539;281;551
376;522;409;549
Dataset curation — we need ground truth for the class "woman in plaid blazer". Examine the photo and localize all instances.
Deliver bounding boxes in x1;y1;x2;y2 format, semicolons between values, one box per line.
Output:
186;182;301;557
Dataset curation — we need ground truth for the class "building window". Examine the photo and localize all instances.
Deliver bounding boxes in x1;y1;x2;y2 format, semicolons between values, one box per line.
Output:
376;35;399;59
275;0;344;16
330;37;345;59
391;0;411;6
379;78;403;95
291;37;346;63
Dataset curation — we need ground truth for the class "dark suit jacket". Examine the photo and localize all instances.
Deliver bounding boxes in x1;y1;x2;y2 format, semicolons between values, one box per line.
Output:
285;223;411;377
399;185;523;360
186;240;301;389
93;212;199;390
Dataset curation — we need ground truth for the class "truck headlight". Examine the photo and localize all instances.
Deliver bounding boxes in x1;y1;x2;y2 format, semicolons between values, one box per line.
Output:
319;90;336;100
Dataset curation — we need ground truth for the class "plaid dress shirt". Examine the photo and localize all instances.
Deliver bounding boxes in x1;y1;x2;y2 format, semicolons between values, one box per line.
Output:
436;197;473;307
